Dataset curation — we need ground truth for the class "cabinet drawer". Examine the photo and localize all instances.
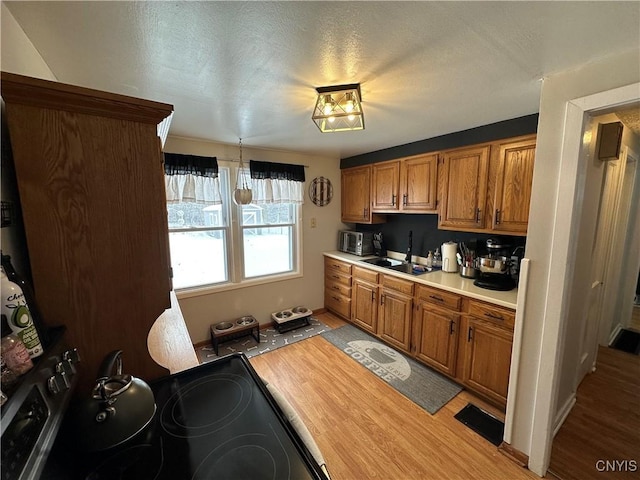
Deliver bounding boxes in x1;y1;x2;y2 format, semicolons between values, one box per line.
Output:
324;289;351;318
325;278;351;298
324;257;352;275
415;285;462;311
325;270;351;287
381;274;414;295
468;300;515;328
353;266;379;283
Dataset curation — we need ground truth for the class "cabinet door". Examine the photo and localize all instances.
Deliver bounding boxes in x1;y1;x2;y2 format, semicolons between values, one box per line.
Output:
341;166;372;223
352;279;378;334
378;289;412;352
372;161;400;211
414;303;459;376
492;137;536;234
401;153;438;212
439;146;490;229
461;317;513;406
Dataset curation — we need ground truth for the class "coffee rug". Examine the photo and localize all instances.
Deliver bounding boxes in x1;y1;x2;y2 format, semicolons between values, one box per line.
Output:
197;317;331;363
321;324;462;414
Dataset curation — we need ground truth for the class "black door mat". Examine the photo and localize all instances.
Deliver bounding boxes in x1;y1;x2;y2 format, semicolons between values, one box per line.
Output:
611;329;640;355
454;403;504;447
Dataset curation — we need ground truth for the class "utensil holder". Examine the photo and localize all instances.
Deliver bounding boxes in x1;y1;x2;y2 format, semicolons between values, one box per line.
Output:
460;266;478;279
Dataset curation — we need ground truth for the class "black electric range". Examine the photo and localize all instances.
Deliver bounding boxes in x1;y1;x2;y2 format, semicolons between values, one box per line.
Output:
44;354;326;480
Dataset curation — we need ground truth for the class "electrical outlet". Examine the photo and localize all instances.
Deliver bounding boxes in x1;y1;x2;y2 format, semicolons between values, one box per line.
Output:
310;217;317;228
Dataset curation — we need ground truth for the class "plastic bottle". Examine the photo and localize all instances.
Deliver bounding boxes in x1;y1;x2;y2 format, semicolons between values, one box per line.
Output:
1;314;33;375
426;251;433;268
1;268;43;358
433;248;442;268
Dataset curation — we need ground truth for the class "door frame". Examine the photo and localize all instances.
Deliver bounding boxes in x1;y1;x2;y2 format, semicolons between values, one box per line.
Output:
528;82;640;475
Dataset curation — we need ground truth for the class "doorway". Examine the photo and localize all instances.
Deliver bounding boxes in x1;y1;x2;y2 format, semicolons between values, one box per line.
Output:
527;82;640;477
549;105;640;478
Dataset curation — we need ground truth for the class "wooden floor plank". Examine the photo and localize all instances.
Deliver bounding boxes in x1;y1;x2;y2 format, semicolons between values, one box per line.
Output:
549;346;640;480
250;312;539;480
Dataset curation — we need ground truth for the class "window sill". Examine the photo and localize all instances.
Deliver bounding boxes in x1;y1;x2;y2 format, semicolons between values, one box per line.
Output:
174;271;303;300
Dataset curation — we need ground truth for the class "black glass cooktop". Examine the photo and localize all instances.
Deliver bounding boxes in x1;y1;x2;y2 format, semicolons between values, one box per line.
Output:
45;354;325;480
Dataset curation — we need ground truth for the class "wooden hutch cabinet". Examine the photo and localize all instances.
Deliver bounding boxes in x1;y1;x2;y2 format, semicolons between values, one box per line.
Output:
1;72;174;393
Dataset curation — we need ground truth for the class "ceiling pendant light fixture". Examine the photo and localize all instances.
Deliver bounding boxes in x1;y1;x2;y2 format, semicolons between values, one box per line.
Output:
312;83;364;133
233;137;252;206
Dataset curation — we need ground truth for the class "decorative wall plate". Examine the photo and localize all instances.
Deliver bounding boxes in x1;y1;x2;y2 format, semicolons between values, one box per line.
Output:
308;176;333;206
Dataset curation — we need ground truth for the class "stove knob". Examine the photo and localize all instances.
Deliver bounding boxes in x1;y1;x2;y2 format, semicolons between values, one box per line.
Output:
63;348;80;364
47;371;70;395
56;361;74;378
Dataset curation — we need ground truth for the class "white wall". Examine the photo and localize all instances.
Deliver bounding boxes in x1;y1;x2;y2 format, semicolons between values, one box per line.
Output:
0;4;56;80
163;136;342;344
509;48;640;476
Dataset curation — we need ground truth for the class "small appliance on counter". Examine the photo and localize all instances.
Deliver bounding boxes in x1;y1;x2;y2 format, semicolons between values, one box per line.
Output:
473;238;516;291
441;241;458;273
373;232;386;257
338;230;374;256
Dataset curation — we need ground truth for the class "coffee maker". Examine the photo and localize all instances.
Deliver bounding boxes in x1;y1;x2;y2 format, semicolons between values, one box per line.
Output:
473;238;516;291
373;232;386;257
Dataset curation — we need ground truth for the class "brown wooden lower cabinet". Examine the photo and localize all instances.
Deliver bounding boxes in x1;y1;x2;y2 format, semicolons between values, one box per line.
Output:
324;256;515;409
324;257;352;320
414;303;460;377
351;278;378;334
460;316;514;406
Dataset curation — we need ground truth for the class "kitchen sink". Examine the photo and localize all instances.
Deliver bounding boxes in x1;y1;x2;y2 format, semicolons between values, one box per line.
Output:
361;257;404;267
360;257;434;275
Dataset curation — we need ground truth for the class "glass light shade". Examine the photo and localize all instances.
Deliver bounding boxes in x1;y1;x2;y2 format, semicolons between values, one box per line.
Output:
312;84;364;133
233;188;253;205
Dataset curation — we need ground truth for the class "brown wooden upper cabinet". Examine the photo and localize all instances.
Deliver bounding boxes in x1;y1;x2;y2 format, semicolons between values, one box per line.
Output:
341;165;385;224
439;134;536;236
491;136;537;234
372;153;438;213
439;145;491;229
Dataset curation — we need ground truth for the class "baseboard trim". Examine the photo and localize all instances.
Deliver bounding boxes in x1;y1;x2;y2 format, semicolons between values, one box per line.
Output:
608;323;623;346
553;394;576;437
498;441;529;468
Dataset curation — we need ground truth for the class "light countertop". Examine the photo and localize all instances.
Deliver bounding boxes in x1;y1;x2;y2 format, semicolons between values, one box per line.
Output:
324;251;518;310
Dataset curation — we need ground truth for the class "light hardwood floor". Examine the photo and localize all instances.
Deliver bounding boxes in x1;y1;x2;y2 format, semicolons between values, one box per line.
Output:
250;312;540;480
548;345;640;480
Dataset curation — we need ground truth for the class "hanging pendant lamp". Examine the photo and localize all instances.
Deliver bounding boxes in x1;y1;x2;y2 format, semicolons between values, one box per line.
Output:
233;138;253;205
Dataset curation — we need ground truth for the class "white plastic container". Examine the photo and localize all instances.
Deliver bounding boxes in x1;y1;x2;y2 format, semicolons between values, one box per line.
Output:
0;269;42;358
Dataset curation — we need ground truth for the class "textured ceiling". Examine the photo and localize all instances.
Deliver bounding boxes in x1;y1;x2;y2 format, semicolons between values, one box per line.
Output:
3;1;640;158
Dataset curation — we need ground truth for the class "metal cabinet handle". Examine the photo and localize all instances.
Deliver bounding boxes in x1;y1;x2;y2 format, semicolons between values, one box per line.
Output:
475;208;481;223
429;294;444;302
467;326;473;342
392;194;396;206
495;209;501;224
363;207;369;218
449;320;455;335
380;295;385;305
403;194;408;206
485;312;504;321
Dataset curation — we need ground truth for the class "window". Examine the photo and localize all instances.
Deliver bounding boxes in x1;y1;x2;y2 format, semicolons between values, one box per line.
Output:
167;166;301;291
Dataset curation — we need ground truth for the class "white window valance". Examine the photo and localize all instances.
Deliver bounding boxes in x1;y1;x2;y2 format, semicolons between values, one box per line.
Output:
248;160;305;204
249;177;304;205
165;174;222;205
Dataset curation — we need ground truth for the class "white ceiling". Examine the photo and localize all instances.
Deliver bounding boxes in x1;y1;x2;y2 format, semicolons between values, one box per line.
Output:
4;1;639;158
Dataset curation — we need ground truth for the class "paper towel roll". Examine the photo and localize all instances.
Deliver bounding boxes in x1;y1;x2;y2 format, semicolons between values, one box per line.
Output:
442;241;458;272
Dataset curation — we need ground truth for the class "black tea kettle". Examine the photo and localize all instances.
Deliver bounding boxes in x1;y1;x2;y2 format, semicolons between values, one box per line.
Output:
72;350;157;452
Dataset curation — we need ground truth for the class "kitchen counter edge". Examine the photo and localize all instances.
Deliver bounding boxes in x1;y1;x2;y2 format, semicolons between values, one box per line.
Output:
324;251;518;310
